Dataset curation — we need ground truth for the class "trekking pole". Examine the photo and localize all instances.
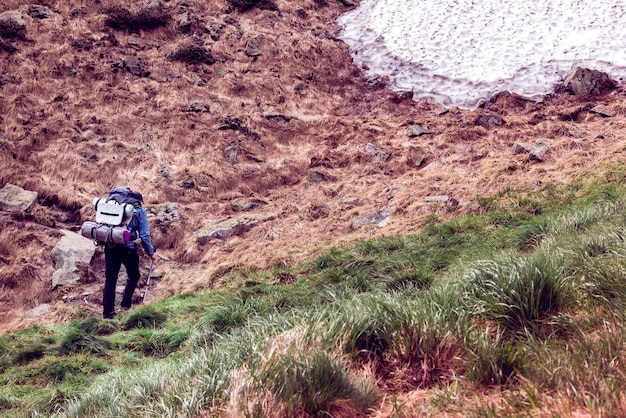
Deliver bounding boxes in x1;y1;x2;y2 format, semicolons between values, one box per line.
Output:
142;259;155;304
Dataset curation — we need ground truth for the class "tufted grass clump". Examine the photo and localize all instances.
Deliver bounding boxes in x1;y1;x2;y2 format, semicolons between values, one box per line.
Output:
121;306;168;330
57;330;111;356
255;349;377;416
125;329;188;357
75;317;119;336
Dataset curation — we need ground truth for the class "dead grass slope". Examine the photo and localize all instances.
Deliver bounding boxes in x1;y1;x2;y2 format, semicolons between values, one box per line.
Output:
1;0;626;333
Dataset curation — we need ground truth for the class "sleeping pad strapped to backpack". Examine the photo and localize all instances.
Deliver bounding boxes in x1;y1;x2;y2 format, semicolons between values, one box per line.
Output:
80;187;143;245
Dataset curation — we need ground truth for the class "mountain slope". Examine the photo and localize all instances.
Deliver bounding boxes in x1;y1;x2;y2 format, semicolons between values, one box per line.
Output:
1;0;625;334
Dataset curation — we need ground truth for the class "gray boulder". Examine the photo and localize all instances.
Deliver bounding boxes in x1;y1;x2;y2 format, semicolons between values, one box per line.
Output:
0;183;37;212
529;139;551;162
51;230;96;289
562;67;617;96
0;11;26;39
352;208;393;229
27;5;52;19
197;217;260;245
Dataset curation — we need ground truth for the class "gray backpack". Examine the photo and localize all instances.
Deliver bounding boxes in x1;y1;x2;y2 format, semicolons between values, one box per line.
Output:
81;187;141;245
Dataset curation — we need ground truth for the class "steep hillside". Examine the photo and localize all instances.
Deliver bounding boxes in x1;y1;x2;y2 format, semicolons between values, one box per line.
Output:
1;0;626;334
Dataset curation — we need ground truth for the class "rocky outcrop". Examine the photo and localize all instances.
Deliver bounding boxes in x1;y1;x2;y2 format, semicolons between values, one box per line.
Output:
562;67;617;96
197;217;262;245
0;184;37;212
352;208;393;229
51;230;96;289
0;11;26;39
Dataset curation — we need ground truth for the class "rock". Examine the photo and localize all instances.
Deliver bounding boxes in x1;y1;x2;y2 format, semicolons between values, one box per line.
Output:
352;208;393;229
424;195;459;208
127;35;146;50
366;143;387;161
206;23;224;41
232;199;264;212
224;142;239;164
115;56;150;77
0;183;38;212
186;100;209;112
529;139;551;162
197;217;260;245
589;105;614;117
307;170;327;183
475;114;505;129
156;203;180;225
245;36;262;57
337;197;361;207
424;195;451;203
176;11;191;33
408;123;431;137
0;11;26;39
27;5;52;19
51;230;96;289
512;142;533;154
562;67;617;96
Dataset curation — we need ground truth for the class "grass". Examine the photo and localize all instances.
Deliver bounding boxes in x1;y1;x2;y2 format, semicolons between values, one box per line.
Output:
3;170;626;416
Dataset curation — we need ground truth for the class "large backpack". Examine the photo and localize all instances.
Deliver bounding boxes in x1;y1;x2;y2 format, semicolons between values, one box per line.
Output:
80;187;142;245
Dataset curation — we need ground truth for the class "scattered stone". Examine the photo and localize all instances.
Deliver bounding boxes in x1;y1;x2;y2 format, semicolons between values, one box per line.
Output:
366;143;387;161
232;199;264;212
408;123;431;137
475;114;505;129
589;105;614;117
180;179;195;189
186;100;209;112
51;230;96;289
512;142;533;154
113;56;150;77
156;203;180;225
197;217;260;245
425;195;459;208
206;23;224;41
191;73;206;86
27;5;52;19
224;142;239;164
352;208;393;229
0;11;26;39
307;170;327;183
424;195;451;203
127;35;146;50
0;183;38;212
562;67;617;96
337;197;361;207
176;11;191;33
245;36;262;57
528;139;551;162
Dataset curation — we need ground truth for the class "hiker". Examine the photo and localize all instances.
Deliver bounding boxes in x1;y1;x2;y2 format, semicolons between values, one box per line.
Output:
101;188;157;319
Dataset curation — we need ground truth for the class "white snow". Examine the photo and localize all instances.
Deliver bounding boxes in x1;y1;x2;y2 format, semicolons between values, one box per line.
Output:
338;0;626;108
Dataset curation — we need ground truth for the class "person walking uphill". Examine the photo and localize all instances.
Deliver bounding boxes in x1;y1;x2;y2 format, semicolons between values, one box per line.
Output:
101;187;157;319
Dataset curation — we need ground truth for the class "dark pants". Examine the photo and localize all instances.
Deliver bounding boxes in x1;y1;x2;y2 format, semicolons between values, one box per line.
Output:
103;245;140;318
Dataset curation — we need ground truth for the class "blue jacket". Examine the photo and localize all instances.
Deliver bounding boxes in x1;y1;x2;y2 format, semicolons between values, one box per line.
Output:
126;207;155;257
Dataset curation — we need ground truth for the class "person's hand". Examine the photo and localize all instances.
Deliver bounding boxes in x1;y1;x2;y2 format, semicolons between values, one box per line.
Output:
151;252;158;260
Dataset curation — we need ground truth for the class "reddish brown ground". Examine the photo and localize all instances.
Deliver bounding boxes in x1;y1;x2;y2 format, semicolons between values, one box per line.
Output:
1;0;625;350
